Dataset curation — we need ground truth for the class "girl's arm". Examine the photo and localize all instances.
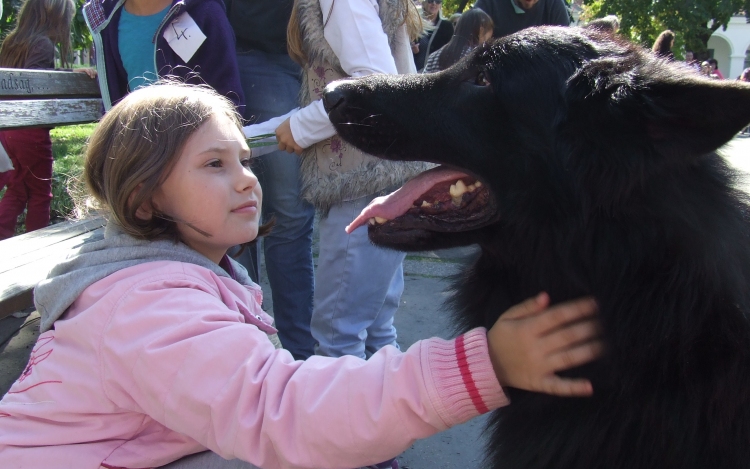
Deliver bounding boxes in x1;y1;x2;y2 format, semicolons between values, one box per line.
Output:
99;274;500;468
99;269;599;468
278;0;402;152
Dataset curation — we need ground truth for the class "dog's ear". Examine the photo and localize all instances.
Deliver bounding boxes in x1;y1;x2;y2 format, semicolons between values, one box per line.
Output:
567;56;750;157
643;76;750;156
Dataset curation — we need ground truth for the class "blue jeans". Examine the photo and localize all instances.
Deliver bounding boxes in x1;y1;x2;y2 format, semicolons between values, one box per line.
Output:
235;50;316;360
311;195;405;359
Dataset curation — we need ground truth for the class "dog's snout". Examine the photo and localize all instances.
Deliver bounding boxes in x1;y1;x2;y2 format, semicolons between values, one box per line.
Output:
323;87;345;113
323;79;357;113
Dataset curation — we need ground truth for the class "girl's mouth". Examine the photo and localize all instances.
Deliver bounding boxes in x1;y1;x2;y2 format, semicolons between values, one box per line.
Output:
232;201;258;213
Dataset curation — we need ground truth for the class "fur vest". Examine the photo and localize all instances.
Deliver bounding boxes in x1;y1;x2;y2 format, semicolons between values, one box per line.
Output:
296;0;432;213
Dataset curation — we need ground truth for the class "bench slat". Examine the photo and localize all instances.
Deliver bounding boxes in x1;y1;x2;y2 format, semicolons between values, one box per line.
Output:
0;218;106;274
0;98;102;130
0;226;105;319
0;68;101;98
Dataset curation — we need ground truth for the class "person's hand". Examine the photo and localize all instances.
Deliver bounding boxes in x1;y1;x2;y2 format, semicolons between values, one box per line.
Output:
411;42;420;54
275;118;304;155
75;68;97;79
487;292;602;397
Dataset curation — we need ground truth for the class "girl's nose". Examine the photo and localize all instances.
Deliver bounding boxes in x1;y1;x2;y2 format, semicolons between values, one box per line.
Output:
238;165;259;192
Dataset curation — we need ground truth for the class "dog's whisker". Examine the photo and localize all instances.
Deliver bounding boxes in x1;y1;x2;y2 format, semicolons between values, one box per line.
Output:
338;122;375;128
383;138;397;155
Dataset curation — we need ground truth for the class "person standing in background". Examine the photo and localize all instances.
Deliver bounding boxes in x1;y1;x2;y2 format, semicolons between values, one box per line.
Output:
224;0;317;361
422;7;493;73
651;29;675;60
412;0;454;71
83;0;244;111
279;0;431;366
683;50;700;71
707;58;724;79
473;0;569;38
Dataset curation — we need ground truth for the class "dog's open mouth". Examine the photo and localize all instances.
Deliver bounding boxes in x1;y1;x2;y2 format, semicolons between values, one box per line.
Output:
346;166;497;239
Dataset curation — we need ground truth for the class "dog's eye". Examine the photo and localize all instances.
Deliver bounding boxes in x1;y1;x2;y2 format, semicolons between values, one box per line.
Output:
475;71;490;87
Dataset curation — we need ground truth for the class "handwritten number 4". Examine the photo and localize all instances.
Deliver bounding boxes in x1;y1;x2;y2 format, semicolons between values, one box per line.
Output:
171;22;190;40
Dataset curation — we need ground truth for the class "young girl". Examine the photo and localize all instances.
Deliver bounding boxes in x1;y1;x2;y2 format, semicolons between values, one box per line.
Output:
422;7;494;73
0;0;96;239
0;83;602;469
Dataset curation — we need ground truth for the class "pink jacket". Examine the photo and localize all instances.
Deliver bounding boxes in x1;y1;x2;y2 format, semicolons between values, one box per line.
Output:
0;261;507;468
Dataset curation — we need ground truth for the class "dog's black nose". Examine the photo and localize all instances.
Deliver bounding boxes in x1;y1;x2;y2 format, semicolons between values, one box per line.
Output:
322;80;354;113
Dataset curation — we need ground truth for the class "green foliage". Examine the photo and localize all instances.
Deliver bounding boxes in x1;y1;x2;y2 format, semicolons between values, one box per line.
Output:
0;0;22;38
50;123;94;220
442;0;474;15
582;0;750;56
71;0;91;51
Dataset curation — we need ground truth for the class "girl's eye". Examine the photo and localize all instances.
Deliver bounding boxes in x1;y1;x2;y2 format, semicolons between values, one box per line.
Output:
207;159;222;168
241;157;253;169
476;71;490;86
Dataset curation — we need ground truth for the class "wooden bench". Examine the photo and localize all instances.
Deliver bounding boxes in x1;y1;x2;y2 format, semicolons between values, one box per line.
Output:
0;68;104;319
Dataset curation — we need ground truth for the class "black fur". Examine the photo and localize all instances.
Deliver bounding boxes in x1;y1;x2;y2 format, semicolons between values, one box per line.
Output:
323;27;750;469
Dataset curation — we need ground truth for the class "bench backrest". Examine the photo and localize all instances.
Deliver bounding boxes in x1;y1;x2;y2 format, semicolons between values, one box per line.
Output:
0;67;102;130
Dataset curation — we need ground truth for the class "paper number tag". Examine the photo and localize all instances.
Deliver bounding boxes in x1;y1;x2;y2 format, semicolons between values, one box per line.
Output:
163;12;207;63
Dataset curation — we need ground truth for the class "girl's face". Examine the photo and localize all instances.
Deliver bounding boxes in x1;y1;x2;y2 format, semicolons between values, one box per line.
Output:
151;113;262;263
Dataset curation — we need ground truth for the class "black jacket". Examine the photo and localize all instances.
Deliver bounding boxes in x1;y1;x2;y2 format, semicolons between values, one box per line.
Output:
413;17;454;71
224;0;295;54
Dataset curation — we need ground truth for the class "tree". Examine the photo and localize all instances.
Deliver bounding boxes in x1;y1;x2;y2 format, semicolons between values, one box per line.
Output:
582;0;750;58
1;0;22;38
442;0;473;15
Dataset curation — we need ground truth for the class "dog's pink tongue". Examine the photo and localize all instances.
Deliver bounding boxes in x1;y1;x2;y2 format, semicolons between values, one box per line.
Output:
346;166;469;233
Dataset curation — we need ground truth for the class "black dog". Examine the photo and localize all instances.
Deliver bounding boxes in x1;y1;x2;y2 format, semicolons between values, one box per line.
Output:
323;26;750;469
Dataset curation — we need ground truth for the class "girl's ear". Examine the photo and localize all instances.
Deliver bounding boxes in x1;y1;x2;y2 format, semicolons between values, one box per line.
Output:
128;183;153;221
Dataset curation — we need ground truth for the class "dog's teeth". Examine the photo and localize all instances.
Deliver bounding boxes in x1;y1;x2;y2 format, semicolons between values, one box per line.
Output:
449;180;468;198
474;181;482;188
467;183;476;192
368;218;376;225
374;217;388;224
421;200;432;208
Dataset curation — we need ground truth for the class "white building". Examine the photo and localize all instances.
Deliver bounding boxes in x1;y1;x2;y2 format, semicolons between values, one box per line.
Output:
708;15;750;80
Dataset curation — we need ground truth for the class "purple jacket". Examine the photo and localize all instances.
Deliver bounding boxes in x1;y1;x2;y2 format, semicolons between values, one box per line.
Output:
83;0;244;113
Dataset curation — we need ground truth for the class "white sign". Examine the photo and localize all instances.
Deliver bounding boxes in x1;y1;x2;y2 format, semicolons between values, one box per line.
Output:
162;12;207;63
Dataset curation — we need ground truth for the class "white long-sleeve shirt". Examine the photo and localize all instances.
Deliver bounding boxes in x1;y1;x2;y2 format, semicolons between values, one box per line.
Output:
289;0;409;149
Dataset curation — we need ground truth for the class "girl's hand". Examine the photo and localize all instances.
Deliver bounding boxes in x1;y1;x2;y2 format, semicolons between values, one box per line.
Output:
275;118;304;155
75;68;97;79
487;292;602;397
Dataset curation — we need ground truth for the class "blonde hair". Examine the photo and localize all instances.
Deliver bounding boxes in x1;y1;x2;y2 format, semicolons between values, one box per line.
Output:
0;0;75;68
287;0;423;66
84;82;272;244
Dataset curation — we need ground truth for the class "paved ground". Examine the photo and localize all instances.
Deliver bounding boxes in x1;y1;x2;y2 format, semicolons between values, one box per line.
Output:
1;134;748;467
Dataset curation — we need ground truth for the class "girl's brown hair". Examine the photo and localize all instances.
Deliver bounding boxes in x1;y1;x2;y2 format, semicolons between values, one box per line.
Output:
437;8;493;71
652;30;675;58
0;0;75;68
84;82;272;246
287;0;423;66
